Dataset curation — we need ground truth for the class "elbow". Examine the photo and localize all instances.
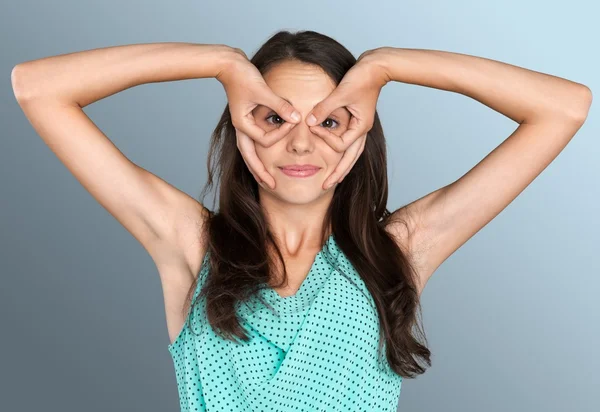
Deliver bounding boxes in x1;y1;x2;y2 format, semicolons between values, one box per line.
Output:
11;63;39;103
567;84;593;125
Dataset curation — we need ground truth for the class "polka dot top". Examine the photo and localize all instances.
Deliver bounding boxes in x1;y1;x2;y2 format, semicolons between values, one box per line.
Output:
167;233;403;411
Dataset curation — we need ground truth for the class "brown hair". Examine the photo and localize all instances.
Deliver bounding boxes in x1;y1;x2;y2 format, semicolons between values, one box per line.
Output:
185;30;431;378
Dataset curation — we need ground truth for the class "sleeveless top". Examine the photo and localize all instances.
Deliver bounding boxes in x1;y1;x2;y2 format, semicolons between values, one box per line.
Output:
167;233;403;411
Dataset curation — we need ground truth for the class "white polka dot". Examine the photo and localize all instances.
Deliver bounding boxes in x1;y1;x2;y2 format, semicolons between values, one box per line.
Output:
168;234;402;411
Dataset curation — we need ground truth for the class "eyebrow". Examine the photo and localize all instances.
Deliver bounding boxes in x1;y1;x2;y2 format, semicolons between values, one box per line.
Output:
278;97;351;117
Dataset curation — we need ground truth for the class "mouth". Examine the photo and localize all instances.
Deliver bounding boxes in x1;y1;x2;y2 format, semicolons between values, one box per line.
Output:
277;166;321;178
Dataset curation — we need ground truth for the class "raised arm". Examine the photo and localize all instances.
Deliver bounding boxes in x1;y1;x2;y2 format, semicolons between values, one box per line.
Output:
374;47;593;291
10;43;236;270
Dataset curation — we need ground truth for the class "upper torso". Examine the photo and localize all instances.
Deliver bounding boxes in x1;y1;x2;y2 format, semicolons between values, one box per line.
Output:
166;232;403;411
160;211;424;347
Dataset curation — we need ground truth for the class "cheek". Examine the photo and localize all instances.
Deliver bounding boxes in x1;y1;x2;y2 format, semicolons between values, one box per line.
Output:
316;138;342;163
323;152;343;170
253;145;273;166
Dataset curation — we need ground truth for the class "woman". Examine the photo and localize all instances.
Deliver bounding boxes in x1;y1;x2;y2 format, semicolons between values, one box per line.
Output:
11;30;592;411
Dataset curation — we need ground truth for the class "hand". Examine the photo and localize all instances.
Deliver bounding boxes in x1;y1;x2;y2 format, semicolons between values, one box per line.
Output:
216;48;302;189
304;49;390;189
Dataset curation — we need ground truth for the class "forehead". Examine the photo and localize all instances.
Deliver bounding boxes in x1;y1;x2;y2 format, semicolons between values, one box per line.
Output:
262;60;349;115
263;59;334;83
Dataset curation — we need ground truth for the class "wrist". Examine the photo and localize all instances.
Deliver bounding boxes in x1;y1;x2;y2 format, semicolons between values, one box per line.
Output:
214;45;248;84
358;47;395;87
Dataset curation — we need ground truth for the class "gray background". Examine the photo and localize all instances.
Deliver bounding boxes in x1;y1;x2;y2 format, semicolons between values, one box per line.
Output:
1;1;598;411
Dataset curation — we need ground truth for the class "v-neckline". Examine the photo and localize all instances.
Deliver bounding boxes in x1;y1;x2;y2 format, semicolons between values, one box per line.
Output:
267;233;334;301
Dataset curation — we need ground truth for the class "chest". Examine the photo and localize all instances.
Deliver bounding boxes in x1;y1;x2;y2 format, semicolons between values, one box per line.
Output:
268;251;320;298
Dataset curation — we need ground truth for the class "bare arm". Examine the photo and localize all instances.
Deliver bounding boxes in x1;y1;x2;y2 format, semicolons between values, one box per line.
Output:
374;46;591;124
11;43;237;270
375;47;592;290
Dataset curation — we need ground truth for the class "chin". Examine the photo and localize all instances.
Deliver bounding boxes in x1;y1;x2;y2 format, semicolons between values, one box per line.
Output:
267;186;327;205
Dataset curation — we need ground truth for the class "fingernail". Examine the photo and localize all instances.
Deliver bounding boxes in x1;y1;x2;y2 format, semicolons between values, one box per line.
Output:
291;111;301;122
307;114;317;126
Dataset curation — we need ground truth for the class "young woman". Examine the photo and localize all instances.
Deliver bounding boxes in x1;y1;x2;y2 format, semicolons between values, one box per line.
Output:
11;30;592;411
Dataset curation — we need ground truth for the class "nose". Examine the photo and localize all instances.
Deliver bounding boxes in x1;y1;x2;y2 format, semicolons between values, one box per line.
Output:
286;120;317;154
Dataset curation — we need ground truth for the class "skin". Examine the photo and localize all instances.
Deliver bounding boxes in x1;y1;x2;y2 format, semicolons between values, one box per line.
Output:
251;60;353;256
11;43;592;343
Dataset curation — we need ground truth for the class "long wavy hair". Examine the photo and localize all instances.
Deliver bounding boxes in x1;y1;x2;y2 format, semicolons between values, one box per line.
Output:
183;30;431;378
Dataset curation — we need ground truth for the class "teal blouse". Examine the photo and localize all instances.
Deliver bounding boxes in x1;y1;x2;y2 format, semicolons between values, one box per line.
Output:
167;233;403;411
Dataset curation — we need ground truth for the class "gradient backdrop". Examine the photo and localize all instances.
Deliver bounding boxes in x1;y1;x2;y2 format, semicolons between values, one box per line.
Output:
1;1;598;411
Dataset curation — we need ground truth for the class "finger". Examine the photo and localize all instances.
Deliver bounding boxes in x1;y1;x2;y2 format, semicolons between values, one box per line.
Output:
241;157;261;183
337;115;368;149
240;119;271;143
338;135;367;183
261;121;298;147
236;131;262;183
309;125;348;153
245;143;275;189
305;89;343;127
238;113;297;149
239;154;262;184
323;150;353;190
311;122;364;154
310;113;366;153
260;88;302;124
333;136;364;186
323;134;366;189
236;129;276;189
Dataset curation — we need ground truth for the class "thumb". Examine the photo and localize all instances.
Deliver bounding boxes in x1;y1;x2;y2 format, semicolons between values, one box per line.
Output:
305;91;341;127
262;88;302;124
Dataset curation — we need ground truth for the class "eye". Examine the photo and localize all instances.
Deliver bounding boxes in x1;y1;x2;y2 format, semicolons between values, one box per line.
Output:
265;114;339;129
265;114;285;127
320;118;339;129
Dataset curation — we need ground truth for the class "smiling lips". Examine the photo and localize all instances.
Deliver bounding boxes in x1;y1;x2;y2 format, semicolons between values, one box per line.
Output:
278;165;321;178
